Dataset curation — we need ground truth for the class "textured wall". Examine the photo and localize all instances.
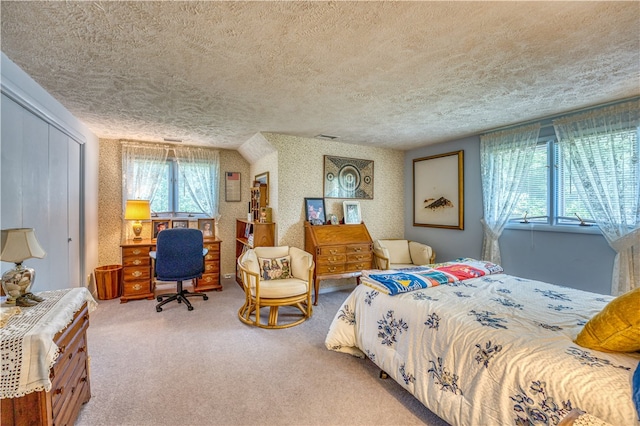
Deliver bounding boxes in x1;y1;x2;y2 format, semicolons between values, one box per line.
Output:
97;140;250;277
263;133;405;291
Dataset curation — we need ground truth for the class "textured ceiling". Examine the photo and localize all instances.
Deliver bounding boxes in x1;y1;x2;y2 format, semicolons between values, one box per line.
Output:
1;1;639;150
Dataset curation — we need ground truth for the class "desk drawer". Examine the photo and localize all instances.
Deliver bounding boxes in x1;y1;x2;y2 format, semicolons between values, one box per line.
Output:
204;262;219;274
346;244;371;254
345;261;371;272
197;273;220;285
346;252;372;263
204;251;220;262
123;266;150;282
317;246;346;256
122;280;151;296
122;256;150;267
122;246;151;258
317;263;346;275
317;254;346;264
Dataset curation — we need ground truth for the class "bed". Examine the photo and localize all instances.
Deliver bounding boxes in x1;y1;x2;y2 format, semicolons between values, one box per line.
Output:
325;259;640;426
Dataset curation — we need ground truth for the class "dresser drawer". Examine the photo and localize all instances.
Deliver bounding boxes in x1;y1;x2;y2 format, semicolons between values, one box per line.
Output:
317;263;346;275
51;335;88;419
51;313;88;384
204;242;220;252
122;246;151;258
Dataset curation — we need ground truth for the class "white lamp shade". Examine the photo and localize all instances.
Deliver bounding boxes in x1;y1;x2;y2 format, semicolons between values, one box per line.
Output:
124;200;151;220
0;228;47;263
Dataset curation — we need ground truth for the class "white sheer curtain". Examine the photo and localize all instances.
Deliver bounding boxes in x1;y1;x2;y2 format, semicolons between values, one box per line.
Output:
121;142;169;239
553;100;640;295
173;146;221;221
480;124;541;264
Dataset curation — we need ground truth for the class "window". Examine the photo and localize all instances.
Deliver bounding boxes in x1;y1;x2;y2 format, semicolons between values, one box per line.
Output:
150;157;216;216
122;143;220;219
509;136;595;227
509;127;638;229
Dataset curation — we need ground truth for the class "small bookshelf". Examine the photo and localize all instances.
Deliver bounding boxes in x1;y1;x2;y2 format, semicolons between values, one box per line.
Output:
235;219;275;285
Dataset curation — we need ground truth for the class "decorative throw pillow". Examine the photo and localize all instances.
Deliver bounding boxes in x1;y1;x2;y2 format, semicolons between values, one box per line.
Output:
574;287;640;353
258;256;293;281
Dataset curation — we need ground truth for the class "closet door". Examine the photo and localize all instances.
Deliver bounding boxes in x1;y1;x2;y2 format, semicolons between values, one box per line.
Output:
0;93;82;289
49;126;70;286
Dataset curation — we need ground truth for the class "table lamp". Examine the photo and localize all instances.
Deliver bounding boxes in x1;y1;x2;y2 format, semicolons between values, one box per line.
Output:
124;199;151;241
1;228;47;304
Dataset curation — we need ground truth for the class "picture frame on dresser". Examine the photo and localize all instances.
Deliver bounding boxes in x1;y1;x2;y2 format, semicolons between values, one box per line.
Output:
152;220;170;239
198;218;215;239
343;201;361;224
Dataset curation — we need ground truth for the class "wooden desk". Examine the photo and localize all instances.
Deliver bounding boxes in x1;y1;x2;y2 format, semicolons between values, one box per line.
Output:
304;222;373;305
120;239;155;303
120;237;222;302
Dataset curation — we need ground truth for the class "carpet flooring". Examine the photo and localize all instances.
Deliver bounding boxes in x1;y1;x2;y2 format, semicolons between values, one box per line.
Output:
75;279;449;426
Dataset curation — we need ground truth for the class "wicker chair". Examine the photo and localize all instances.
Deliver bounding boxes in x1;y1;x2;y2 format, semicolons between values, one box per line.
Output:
237;246;314;329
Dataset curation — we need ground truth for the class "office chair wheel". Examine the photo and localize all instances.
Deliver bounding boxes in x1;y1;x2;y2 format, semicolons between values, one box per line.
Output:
156;306;163;312
203;295;209;300
157;296;162;302
188;305;194;311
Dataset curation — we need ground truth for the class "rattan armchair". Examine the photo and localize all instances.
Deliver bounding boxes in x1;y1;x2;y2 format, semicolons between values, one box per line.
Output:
237;246;314;329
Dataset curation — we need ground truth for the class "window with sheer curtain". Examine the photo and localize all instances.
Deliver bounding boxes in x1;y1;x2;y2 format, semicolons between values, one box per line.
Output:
508;137;596;227
122;142;220;220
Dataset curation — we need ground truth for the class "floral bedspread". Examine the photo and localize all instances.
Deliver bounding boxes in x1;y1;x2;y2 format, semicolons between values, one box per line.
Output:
325;274;640;425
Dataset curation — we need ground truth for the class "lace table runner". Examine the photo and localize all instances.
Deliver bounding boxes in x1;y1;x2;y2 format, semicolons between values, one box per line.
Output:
0;287;97;399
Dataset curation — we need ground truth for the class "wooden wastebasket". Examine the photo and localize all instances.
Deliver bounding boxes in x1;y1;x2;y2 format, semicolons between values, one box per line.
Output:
94;265;123;300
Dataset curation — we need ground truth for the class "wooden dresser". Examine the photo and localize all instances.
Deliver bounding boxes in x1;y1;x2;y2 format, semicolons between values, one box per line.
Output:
120;239;155;303
196;238;223;292
1;301;91;426
304;222;373;305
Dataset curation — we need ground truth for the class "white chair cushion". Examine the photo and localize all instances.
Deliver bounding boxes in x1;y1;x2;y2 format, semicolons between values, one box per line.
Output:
379;240;412;264
390;263;417;269
409;241;433;265
251;277;309;298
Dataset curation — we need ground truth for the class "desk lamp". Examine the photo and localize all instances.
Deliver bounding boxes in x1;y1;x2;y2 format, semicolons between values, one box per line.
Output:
1;228;47;304
125;200;151;241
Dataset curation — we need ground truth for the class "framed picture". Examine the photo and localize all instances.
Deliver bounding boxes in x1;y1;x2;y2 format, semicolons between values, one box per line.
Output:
413;150;464;230
198;218;215;238
225;172;241;202
152;220;170;239
254;172;269;205
324;155;374;199
304;198;326;225
343;201;362;224
172;219;189;229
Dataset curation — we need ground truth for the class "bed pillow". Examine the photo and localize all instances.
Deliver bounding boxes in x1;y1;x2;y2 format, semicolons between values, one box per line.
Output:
258;256;293;280
574;287;640;353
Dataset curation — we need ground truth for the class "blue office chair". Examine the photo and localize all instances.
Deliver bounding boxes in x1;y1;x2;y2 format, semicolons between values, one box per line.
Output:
150;228;209;312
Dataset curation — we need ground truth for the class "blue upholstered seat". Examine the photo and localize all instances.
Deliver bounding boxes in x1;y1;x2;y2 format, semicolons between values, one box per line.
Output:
150;228;209;312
